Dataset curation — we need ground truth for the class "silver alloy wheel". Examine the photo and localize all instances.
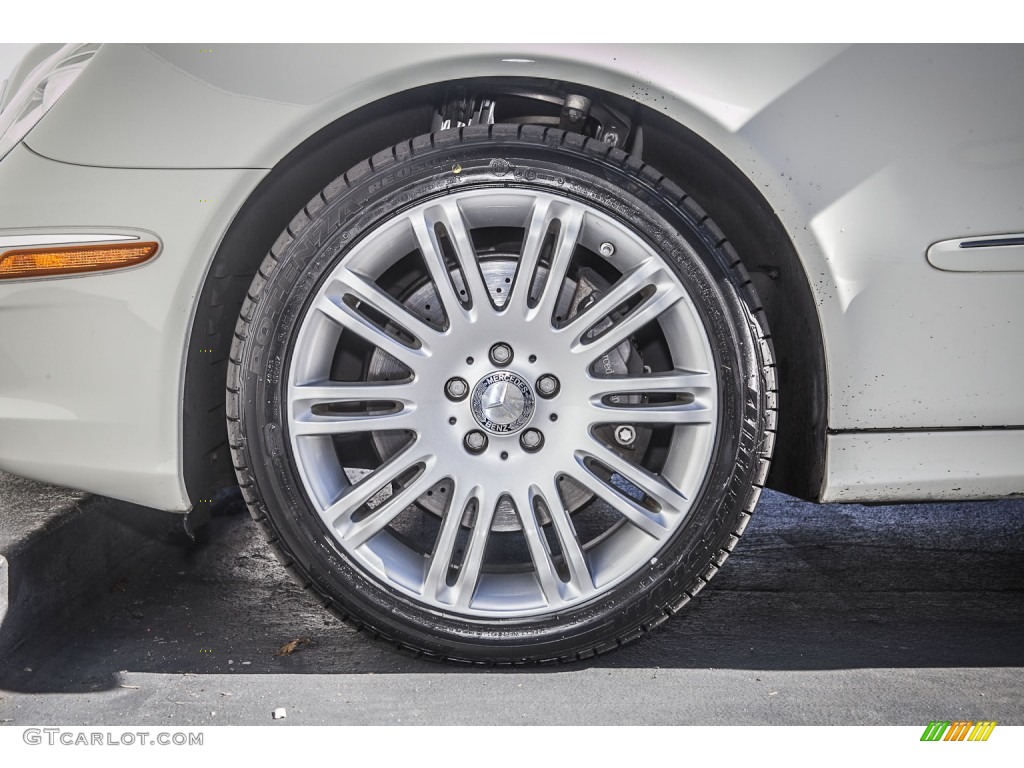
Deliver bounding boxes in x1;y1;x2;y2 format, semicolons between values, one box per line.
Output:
286;188;718;617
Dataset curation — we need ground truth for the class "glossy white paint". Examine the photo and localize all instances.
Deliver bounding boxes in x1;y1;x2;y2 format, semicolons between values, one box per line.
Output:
824;431;1024;502
25;43;1024;432
927;235;1024;272
0;145;265;509
0;43;1022;508
26;44;845;168
0;232;138;249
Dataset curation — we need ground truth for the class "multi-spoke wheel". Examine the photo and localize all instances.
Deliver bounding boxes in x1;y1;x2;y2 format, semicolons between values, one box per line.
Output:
228;126;776;663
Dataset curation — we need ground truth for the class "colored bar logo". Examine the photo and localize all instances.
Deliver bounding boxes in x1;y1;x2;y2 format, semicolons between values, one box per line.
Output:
920;721;997;741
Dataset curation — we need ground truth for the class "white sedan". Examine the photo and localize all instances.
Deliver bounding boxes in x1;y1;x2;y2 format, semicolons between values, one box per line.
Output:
0;43;1020;662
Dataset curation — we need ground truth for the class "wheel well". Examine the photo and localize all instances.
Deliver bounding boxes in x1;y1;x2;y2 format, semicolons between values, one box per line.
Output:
639;111;827;502
183;78;827;506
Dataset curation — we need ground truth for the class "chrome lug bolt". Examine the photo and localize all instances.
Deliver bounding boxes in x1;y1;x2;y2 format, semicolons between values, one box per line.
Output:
445;377;469;401
520;429;544;452
464;430;488;454
614;425;636;446
489;342;514;366
599;241;615;258
536;374;560;398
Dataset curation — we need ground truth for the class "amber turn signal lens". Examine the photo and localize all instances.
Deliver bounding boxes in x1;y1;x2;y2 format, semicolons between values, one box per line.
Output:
0;241;159;280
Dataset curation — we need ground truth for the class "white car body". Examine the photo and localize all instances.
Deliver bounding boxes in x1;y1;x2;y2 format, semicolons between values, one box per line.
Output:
0;43;1021;513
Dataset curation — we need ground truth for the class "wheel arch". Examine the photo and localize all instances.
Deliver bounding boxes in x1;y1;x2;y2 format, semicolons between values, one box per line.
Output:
182;77;827;507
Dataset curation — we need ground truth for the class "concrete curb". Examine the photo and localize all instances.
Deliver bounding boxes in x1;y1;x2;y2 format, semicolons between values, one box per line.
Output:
0;479;183;655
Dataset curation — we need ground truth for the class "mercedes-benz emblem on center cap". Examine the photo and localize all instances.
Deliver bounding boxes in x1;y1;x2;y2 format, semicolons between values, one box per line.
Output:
470;371;536;435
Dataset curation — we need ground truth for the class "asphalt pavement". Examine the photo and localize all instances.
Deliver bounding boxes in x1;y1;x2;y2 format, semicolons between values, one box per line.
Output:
1;486;1022;725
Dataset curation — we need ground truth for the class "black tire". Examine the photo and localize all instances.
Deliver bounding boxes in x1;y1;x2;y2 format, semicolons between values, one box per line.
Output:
227;125;776;664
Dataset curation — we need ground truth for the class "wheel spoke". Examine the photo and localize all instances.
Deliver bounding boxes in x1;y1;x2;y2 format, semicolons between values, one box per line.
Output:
588;370;715;399
330;267;443;349
530;204;585;324
512;489;562;604
319;441;430;526
581;285;682;353
334;457;442;548
530;478;593;600
450;488;495;609
506;197;553;317
580;437;691;518
291;379;419;435
313;293;425;369
411;201;490;321
586;368;714;426
422;479;478;604
563;462;673;542
291;380;417;414
586;392;714;427
435;201;492;306
564;260;681;353
290;400;419;436
562;257;660;333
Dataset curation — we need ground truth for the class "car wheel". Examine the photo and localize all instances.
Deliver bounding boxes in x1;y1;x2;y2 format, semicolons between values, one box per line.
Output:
227;125;776;663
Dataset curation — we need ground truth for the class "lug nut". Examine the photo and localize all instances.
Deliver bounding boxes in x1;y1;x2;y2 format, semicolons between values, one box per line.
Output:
489;342;513;366
536;374;560;398
614;424;636;446
445;377;469;401
520;428;544;452
464;430;488;453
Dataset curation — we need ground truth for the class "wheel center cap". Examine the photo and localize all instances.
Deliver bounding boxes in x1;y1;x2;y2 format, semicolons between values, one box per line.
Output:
471;371;535;434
